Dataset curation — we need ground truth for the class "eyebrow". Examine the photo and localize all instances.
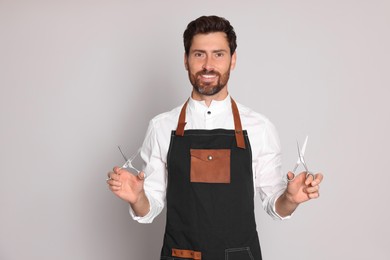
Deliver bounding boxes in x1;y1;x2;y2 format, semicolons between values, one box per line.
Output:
191;49;228;54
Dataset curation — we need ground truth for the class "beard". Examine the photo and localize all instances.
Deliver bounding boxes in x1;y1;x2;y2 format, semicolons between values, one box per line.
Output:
188;67;231;96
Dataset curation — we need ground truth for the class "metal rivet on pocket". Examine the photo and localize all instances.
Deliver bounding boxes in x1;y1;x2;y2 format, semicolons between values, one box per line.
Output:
208;155;213;160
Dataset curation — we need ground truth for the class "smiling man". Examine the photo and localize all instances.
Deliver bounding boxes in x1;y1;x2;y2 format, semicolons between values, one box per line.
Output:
185;31;235;99
107;15;323;260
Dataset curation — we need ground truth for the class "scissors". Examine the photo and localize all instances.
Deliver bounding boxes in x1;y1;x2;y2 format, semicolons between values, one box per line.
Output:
118;146;141;176
289;135;315;181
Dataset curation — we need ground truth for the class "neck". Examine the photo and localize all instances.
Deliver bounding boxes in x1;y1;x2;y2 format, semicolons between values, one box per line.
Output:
191;87;229;107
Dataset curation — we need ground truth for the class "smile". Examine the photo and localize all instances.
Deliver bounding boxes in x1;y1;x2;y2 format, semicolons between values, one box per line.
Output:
199;74;218;81
201;74;217;78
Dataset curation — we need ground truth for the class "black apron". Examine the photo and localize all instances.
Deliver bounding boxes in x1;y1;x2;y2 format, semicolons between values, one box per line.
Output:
160;98;262;260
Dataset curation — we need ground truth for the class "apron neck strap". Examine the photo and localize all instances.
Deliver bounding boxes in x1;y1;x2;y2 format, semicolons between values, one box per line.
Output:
175;98;189;136
175;97;246;149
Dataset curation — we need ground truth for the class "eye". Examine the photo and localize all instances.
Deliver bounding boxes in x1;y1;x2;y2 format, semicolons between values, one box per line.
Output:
215;52;224;58
194;52;204;58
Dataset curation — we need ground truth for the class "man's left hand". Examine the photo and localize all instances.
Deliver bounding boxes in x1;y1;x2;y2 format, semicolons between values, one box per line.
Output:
285;171;324;204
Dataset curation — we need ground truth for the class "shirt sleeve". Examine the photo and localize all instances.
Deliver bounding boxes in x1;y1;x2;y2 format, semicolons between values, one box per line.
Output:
129;119;166;223
254;119;292;220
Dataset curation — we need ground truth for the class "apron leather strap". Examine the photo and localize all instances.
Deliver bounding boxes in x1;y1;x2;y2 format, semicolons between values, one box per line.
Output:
176;98;189;136
230;97;246;149
175;97;246;149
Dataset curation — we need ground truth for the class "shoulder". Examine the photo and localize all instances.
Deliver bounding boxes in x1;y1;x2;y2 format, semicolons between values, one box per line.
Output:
142;102;183;150
235;101;274;128
235;101;281;157
148;102;184;130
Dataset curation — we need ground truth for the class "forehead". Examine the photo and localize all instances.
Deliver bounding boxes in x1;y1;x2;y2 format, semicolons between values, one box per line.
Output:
190;32;230;51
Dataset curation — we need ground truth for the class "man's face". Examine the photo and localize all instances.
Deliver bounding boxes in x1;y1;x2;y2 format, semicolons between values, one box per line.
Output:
185;32;236;96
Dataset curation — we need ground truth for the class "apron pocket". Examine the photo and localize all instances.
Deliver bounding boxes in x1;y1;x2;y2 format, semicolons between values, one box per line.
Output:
190;149;231;183
225;247;254;260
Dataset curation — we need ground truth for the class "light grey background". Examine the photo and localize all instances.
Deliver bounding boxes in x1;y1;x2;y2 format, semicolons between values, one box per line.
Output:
1;0;389;259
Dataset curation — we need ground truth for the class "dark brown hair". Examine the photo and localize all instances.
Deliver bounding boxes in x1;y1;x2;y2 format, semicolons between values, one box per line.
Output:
183;15;237;56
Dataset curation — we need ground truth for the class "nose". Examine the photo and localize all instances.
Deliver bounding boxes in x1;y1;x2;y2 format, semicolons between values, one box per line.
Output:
202;56;214;71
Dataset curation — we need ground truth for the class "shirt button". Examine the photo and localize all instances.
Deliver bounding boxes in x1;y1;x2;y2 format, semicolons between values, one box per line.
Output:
207;111;211;115
208;155;213;160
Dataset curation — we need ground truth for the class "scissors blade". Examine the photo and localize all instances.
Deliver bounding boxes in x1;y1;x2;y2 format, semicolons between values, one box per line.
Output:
297;140;302;160
118;145;129;162
292;162;299;173
292;140;301;173
299;137;311;174
292;136;312;177
128;147;141;162
301;135;308;156
296;138;308;169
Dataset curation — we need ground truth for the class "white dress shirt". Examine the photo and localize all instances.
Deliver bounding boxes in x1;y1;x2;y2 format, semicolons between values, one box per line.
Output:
130;95;289;223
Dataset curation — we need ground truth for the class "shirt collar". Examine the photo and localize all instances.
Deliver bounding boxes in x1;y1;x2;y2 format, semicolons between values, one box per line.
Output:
188;94;231;117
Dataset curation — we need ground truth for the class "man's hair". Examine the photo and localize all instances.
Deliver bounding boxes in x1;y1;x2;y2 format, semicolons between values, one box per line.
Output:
183;15;237;56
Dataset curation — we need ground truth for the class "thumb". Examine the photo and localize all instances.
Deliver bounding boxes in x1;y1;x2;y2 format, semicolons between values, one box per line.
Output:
286;171;295;182
137;171;146;180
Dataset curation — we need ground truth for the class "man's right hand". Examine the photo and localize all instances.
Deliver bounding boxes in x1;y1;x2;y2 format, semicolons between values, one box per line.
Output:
107;167;150;217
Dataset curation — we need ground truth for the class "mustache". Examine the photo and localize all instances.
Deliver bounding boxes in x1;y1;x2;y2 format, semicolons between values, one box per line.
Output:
196;70;221;77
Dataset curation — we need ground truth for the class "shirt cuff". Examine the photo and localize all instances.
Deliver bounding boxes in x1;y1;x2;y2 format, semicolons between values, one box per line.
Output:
268;189;293;220
128;192;162;223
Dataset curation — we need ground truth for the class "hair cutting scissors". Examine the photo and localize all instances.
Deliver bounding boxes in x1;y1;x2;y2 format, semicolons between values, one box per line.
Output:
289;135;314;181
118;146;141;176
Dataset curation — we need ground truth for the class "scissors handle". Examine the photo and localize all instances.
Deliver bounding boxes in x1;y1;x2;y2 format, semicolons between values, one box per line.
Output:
119;147;142;176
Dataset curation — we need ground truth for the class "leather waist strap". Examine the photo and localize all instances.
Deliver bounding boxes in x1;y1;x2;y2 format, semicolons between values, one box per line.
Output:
175;97;246;149
172;248;202;259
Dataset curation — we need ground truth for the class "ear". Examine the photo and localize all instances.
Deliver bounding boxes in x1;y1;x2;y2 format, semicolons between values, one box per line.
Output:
230;51;237;71
184;53;189;71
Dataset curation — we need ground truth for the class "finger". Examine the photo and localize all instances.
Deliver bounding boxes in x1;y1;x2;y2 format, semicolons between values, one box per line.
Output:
305;173;315;185
109;185;121;192
286;171;295;182
137;171;146;180
113;166;122;174
308;192;320;199
107;172;120;182
312;173;324;186
107;171;117;180
305;185;319;194
111;172;121;181
107;179;122;187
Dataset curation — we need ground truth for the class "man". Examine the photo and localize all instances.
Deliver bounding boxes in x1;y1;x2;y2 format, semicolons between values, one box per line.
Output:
107;15;323;260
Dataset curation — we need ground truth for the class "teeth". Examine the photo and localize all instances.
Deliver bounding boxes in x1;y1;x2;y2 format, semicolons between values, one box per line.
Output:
202;74;216;78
